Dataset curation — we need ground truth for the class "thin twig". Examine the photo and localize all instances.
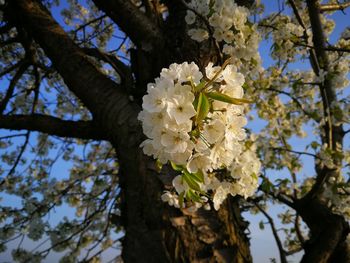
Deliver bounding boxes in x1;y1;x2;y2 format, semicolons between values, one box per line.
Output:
271;147;318;158
0;62;28;114
266;88;317;119
255;202;288;263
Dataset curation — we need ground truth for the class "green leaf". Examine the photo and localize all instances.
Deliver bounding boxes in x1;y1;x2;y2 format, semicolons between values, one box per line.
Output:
292;80;302;90
155;159;163;172
188;77;196;91
186;189;202;202
191;170;204;183
196;92;210;124
179;191;185;208
193;95;199;110
276;178;290;186
260;178;274;193
242;83;250;90
170;161;184;172
206;92;253;105
251;58;258;67
259;220;265;230
251;172;258;181
310;141;319;150
183;171;201;192
190;129;200;139
195;80;207;92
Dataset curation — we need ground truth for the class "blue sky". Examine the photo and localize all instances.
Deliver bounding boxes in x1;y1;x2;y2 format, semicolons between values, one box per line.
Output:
1;0;350;262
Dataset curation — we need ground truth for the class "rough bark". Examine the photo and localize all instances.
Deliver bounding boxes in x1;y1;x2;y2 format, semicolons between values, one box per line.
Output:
5;0;254;262
92;0;163;48
295;198;350;263
0;114;106;140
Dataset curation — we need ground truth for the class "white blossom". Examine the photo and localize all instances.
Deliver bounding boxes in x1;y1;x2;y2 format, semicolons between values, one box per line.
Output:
188;29;209;42
139;60;260;210
185;0;261;73
185;11;196;25
161;130;191;153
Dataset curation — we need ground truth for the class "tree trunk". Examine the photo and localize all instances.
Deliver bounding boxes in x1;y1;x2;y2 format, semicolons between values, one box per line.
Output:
91;38;253;262
296;198;350;263
107;1;253;261
117;149;252;263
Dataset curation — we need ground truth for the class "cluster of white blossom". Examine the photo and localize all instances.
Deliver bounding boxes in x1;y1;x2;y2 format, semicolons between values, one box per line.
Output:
327;33;350;90
139;61;261;210
323;176;350;219
185;0;261;72
260;15;308;61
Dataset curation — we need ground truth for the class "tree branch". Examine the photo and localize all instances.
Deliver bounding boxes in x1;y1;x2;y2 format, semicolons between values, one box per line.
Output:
304;0;344;200
6;0;132;118
255;202;288;263
294;214;306;246
7;131;30;176
271;147;318;158
266;87;318;120
0;60;24;79
288;0;321;74
325;46;350;53
295;198;350;263
259;175;296;208
91;0;163;48
0;133;27;140
0;114;107;140
82;47;133;86
0;61;29;114
318;1;350;13
72;14;107;34
306;0;337;146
